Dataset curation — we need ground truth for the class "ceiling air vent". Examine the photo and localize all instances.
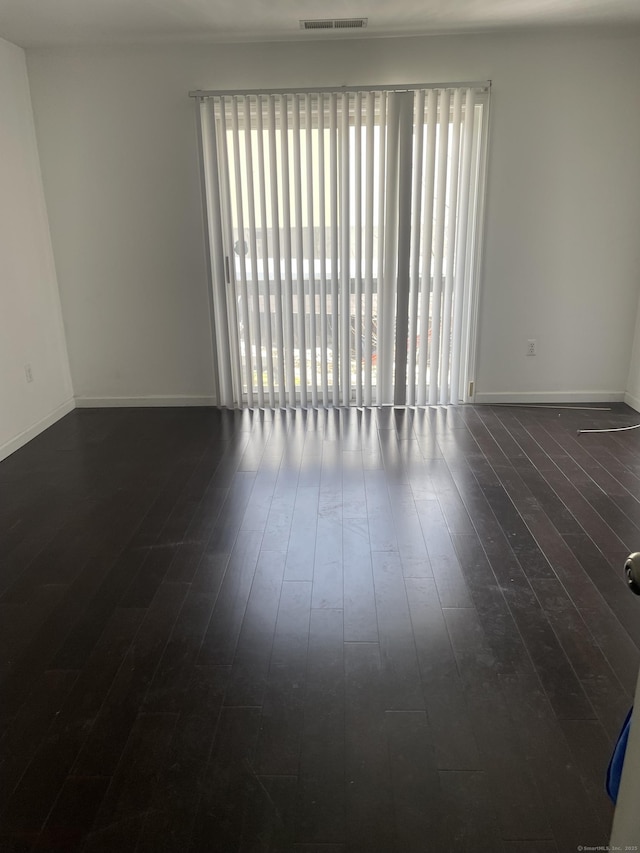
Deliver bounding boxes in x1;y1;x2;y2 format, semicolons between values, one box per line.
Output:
334;17;368;28
300;17;368;30
301;19;334;29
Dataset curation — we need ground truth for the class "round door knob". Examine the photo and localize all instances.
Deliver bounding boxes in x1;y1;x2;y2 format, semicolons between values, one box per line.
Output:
624;552;640;595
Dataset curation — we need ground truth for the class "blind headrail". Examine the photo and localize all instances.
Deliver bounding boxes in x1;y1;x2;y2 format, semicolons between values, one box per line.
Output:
189;81;491;99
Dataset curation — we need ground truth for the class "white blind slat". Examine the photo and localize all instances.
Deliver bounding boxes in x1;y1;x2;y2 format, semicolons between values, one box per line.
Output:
292;96;307;407
200;99;233;406
363;91;375;407
279;95;297;407
243;96;264;408
305;94;318;408
340;93;351;406
318;94;329;405
450;89;476;403
439;88;462;403
329;94;339;406
393;91;415;406
255;96;275;407
354;92;363;408
407;90;425;407
380;92;399;406
197;101;220;406
230;97;254;406
375;92;387;406
429;88;450;406
217;99;244;404
267;96;286;406
417;89;437;406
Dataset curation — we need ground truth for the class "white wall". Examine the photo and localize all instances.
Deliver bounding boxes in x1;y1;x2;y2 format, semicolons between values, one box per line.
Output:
0;36;73;460
626;283;640;410
25;30;640;406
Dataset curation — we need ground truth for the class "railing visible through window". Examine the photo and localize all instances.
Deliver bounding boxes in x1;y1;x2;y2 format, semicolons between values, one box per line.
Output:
193;83;490;409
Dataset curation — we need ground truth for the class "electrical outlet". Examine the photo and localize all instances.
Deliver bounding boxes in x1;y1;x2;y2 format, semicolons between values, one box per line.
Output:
24;363;33;383
526;339;537;357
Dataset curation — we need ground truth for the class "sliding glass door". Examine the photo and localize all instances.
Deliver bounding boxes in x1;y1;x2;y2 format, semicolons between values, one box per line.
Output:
195;83;489;409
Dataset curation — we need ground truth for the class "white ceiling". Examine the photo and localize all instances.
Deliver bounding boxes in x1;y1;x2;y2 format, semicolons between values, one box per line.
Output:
1;0;639;48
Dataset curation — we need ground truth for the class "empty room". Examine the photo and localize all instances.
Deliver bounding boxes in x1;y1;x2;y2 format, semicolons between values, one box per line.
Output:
3;0;640;850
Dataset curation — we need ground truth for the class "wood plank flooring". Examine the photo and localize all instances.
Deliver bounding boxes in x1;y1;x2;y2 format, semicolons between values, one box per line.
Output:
1;403;638;851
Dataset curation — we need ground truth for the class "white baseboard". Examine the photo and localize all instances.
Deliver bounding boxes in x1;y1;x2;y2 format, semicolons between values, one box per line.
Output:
624;392;640;413
474;391;626;405
0;398;76;463
74;395;217;408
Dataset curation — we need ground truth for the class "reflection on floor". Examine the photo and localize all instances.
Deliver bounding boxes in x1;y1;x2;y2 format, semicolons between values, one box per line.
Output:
1;403;636;851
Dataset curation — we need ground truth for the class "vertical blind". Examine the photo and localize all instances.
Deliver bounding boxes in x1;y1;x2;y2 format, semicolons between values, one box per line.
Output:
195;84;489;409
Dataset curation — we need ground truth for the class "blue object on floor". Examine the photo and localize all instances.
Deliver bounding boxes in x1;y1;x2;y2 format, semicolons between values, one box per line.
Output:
607;706;633;803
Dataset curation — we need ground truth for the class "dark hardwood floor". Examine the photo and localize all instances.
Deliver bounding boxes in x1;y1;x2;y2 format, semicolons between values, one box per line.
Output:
1;402;638;851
